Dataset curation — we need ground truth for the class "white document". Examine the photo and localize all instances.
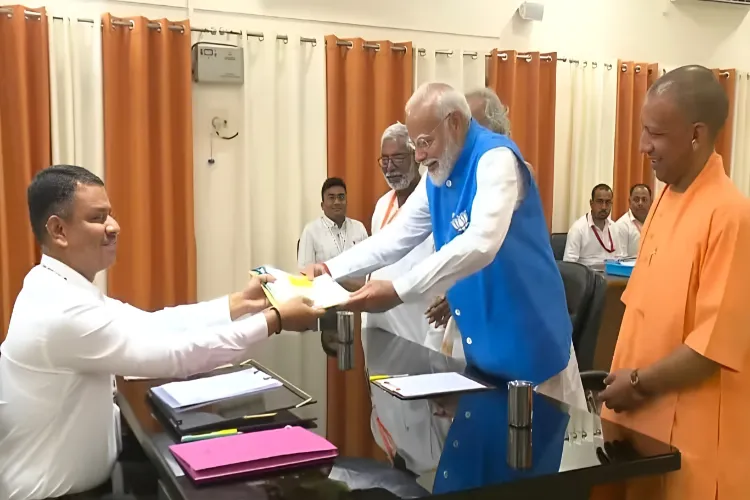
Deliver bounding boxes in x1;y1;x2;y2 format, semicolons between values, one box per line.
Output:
261;266;350;309
374;372;487;399
154;367;283;408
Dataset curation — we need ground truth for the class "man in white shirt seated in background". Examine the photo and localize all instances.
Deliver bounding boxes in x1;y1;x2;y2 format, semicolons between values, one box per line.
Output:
297;177;369;268
297;177;369;291
0;165;324;500
614;183;652;258
364;122;444;351
563;183;623;266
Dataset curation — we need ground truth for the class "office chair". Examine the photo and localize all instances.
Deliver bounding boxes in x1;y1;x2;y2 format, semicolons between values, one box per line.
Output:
556;261;609;414
550;233;568;261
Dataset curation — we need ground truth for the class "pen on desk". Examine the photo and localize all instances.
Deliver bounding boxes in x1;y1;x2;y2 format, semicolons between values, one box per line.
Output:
369;374;409;382
242;412;277;420
180;428;240;443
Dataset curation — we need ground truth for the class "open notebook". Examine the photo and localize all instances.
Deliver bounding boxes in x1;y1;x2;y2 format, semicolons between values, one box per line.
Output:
252;266;350;309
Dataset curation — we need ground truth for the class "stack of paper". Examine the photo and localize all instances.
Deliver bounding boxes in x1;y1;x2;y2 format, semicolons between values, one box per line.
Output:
256;266;350;309
153;367;283;409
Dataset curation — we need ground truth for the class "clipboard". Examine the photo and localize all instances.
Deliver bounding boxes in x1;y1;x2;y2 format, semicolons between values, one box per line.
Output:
147;359;315;437
370;372;493;401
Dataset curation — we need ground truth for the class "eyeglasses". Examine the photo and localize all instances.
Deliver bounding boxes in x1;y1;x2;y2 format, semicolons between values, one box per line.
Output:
378;154;409;168
411;114;450;151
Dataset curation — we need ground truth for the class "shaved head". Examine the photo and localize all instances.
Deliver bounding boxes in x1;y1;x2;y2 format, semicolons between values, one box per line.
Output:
640;65;728;191
648;65;729;139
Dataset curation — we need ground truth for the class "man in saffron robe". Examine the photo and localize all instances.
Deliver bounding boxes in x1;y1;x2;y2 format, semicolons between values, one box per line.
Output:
599;65;750;499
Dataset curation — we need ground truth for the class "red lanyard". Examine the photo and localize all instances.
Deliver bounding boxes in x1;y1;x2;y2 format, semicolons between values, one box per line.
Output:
379;191;400;229
591;224;615;253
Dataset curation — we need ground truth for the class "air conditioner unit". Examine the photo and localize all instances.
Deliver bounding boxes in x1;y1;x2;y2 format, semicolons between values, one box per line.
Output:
672;0;750;5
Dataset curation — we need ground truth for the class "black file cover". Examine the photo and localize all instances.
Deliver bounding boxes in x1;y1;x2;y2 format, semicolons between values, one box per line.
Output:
147;359;316;436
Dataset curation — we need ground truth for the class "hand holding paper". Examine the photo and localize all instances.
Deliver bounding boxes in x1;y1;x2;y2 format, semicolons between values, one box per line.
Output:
343;279;403;313
253;266;351;309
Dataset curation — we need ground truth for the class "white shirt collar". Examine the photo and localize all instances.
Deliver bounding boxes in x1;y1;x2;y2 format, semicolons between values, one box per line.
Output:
39;254;103;298
322;215;346;229
628;209;637;222
586;212;611;230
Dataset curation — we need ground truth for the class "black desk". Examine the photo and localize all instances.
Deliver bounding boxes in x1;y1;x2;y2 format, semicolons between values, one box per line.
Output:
116;327;679;499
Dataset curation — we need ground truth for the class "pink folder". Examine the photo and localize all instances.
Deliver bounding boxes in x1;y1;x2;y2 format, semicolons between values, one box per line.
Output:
169;426;339;483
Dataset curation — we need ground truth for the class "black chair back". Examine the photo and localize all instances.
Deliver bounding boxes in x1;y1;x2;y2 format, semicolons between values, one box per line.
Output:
550;233;567;261
556;261;609;414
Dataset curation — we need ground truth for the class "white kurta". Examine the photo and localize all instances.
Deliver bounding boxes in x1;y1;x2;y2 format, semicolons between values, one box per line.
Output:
325;148;586;410
362;189;444;351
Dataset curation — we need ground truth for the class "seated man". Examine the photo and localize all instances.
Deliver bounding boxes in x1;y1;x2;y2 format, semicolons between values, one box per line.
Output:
614;183;652;258
297;177;369;268
0;165;323;500
563;183;623;266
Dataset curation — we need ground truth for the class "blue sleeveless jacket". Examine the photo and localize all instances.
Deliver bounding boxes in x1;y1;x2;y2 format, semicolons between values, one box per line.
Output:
426;120;570;384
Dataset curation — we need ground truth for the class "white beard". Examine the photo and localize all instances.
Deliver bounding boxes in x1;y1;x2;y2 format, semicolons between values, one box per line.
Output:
386;166;417;191
424;138;459;186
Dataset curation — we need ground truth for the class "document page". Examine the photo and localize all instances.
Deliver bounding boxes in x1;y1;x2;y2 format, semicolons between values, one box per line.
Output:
154;367;283;409
373;372;487;399
258;266;350;309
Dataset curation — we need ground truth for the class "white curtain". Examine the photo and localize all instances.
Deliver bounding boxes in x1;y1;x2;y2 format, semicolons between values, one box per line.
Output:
47;17;106;293
731;72;750;196
193;32;328;434
552;60;618;232
414;47;486;92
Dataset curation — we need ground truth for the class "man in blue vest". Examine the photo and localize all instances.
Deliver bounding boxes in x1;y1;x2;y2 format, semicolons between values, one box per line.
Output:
303;83;584;407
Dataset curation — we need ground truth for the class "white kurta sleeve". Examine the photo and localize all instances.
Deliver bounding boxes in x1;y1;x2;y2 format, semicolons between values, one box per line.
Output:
104;296;231;332
326;175;433;279
44;304;271;379
392;147;520;302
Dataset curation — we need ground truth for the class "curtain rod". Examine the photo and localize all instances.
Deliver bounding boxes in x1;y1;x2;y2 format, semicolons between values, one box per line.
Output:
328;39;408;52
0;9;318;43
416;49;558;62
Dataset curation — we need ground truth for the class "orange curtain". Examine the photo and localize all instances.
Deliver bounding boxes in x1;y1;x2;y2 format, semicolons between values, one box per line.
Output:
713;68;736;175
0;5;50;339
612;61;658;220
487;49;557;229
102;14;196;311
325;35;412;458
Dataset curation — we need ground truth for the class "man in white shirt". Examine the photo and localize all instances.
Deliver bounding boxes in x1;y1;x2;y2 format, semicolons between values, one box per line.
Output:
297;177;369;268
614;183;652;258
364;122;444;351
563;183;623;266
303;83;585;410
0;165;323;500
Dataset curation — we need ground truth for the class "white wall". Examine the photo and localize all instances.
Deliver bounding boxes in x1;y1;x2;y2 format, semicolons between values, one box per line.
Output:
47;0;750;69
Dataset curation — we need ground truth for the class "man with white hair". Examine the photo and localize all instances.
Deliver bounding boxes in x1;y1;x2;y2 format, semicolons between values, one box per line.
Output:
465;87;537;180
364;122;447;473
304;83;584;409
364;122;443;351
465;87;512;136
